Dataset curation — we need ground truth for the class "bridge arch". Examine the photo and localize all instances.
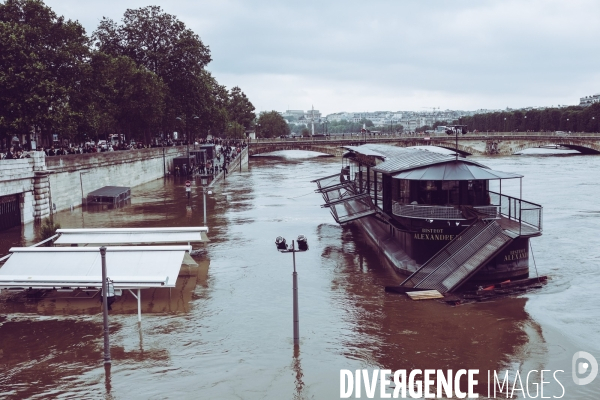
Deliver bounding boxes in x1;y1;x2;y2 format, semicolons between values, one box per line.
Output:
248;142;345;157
418;140;482;156
509;139;600;155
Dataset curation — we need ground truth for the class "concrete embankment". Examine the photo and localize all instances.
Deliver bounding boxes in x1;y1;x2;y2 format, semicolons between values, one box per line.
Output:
0;146;249;227
46;146;187;213
0;152;49;224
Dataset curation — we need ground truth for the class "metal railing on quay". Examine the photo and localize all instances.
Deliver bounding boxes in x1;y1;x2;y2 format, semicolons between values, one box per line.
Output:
247;131;600;144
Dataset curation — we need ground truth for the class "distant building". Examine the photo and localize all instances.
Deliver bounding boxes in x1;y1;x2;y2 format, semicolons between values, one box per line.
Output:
304;109;321;121
580;94;600;107
281;110;305;120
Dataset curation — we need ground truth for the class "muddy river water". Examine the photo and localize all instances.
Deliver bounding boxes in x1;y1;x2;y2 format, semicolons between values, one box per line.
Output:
0;150;599;399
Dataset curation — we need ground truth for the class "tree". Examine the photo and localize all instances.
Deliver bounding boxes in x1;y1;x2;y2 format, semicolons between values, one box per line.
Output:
227;86;255;129
256;111;290;138
326;119;375;134
360;118;374;128
458;106;598;133
0;0;89;146
224;121;245;139
72;52;166;144
93;6;210;78
93;6;212;138
194;72;229;138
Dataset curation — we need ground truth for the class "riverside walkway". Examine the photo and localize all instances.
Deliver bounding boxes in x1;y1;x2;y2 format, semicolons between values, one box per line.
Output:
248;132;600;156
0;145;248;229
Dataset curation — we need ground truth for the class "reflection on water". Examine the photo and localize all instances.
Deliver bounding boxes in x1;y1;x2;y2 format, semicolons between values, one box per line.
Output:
292;346;306;400
0;151;598;398
319;220;534;393
0;317;169;398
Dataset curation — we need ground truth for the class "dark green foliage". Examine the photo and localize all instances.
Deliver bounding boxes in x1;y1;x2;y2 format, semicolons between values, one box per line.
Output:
227;86;256;130
0;2;255;144
256;111;291;138
326;119;375;134
0;0;89;142
456;103;600;133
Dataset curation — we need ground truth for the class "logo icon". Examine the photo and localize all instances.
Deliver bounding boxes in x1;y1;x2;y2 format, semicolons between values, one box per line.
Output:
572;351;598;385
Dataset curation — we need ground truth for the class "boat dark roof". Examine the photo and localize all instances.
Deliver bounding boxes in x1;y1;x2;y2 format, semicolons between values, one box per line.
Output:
87;186;130;197
343;144;488;174
343;144;431;161
393;160;523;181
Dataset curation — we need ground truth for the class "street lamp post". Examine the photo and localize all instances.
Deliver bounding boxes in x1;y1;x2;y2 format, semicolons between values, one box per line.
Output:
446;125;467;161
176;116;190;173
275;235;309;346
193;115;199;149
100;247;111;366
200;175;211;225
255;123;261;142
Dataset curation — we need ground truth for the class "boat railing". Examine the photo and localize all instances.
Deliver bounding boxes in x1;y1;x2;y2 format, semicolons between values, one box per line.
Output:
392;202;499;221
488;191;543;235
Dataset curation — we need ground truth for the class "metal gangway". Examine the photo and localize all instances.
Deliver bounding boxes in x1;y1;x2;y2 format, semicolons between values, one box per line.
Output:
399;220;516;293
312;172;377;224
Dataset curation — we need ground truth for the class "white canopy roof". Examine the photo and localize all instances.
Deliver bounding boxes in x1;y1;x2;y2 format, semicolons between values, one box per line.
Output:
0;246;191;290
54;227;209;245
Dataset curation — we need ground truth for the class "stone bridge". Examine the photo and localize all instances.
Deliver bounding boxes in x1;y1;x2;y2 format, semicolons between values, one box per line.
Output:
248;132;600;157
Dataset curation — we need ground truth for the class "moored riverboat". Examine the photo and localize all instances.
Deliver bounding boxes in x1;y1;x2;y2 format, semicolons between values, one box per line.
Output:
313;143;543;293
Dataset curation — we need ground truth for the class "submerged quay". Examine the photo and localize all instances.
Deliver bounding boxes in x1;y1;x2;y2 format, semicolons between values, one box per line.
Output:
0;149;599;399
0;144;248;229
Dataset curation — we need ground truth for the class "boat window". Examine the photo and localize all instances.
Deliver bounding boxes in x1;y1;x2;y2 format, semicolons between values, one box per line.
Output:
418;180;440;205
467;180;489;205
442;180;459;205
393;179;410;203
349;162;359;181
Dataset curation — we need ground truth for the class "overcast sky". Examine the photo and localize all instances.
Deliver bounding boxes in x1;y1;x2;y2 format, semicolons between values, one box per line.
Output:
45;0;600;115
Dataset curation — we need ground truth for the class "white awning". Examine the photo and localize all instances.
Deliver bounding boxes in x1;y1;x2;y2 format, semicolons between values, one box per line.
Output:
54;227;209;245
0;246;191;290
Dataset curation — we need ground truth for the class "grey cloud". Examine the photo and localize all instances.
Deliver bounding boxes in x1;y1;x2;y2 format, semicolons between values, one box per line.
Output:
44;0;600;112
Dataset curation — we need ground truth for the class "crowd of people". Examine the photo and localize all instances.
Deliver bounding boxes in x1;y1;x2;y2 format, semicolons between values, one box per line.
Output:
173;139;247;177
0;137;247;160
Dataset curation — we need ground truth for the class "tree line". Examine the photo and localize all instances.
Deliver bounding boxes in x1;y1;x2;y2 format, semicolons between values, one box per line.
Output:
0;0;256;148
455;104;600;133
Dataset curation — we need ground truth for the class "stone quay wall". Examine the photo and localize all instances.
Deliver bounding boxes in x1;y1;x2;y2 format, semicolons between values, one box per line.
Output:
1;145;249;227
46;147;187;213
0;152;50;224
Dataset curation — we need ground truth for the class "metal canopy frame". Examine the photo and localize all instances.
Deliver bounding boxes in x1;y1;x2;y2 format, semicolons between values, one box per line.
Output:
0;245;192;322
54;227;209;246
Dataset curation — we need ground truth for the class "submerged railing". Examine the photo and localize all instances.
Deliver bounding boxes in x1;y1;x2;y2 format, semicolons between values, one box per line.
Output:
488;191;543;235
392;202;499;220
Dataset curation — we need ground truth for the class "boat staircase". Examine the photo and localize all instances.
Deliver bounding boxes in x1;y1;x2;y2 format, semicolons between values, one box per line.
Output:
312;173;377;224
398;220;517;293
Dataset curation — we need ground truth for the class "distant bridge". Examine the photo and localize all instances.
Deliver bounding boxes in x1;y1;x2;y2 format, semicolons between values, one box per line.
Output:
248;132;600;157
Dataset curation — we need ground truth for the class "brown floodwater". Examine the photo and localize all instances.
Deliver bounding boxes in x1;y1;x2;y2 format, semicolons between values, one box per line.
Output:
0;150;599;399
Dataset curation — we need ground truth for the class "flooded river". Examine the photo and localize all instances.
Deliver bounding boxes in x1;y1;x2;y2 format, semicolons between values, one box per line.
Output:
0;150;599;399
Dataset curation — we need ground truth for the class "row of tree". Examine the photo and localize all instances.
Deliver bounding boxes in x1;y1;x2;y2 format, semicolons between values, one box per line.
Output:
455;104;600;133
0;0;256;147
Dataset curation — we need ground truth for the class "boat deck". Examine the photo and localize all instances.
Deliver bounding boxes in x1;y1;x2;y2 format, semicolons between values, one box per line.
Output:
498;215;541;237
